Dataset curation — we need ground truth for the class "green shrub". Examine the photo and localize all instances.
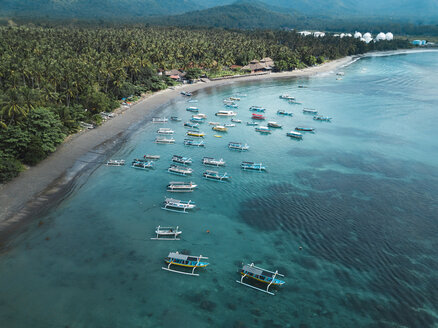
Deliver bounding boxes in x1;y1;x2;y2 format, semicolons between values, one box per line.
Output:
0;151;23;183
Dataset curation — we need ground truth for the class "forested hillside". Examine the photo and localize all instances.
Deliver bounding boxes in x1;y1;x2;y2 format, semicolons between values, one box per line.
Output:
0;25;410;182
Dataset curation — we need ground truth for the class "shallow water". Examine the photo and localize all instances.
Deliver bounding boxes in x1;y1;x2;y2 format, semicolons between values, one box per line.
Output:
1;52;438;328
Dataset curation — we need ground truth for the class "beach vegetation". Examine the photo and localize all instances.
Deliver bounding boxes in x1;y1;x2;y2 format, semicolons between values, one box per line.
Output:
0;25;411;181
0;150;23;183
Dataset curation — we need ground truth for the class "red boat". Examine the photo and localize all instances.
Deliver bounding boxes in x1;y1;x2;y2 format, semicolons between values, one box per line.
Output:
252;113;265;120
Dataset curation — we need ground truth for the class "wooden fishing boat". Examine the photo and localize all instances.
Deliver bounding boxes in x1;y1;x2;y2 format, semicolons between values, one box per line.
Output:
209;121;221;126
313;115;332;122
144;154;160;160
162;252;208;276
212;125;227;132
302;108;318;115
295;127;315;132
236;263;285;295
106;159;125;166
279;94;295;100
152;117;168;123
155;137;175;144
151;226;182;241
231;118;242;123
186;106;199;112
267;121;282;128
161;199;196;214
215;110;237;117
228;142;249;151
131;160;154;169
251;113;265;120
241;161;266;171
170;116;182;122
229;97;241;101
286;131;303;139
186;130;205;138
172;155;192;165
277;110;293;116
255;126;271;134
203;170;231;182
184;139;205;147
184;122;199;129
246;122;258;126
157;128;174;135
249;106;266;112
167;181;198;192
168;164;193;176
202;157;226;167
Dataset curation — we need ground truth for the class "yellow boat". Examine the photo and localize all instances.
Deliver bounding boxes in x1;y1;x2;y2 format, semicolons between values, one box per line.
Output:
212;125;227;132
186;130;205;138
214;135;222;138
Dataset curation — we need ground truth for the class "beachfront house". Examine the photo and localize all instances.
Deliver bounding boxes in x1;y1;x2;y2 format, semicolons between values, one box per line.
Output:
242;58;275;73
164;69;186;82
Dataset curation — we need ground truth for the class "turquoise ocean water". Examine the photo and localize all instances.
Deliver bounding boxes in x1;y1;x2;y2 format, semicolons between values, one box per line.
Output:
1;51;438;328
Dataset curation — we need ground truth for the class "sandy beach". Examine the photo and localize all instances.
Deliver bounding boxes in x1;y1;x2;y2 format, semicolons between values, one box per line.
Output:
0;55;354;242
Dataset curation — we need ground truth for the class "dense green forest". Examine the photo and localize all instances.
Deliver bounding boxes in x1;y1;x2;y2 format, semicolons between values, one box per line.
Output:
0;25;410;182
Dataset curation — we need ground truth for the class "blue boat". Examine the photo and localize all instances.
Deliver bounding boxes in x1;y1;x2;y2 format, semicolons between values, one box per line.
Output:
172;155;192;165
184;122;199;129
203;170;231;182
249;106;266;112
313;115;332;122
186;106;199;112
236;263;285;295
170;116;182;122
131;160;154;170
246;122;258;126
190;117;204;123
277;110;293;116
181;91;192;97
225;103;239;108
241;161;266;171
184;139;205;147
228;142;249;151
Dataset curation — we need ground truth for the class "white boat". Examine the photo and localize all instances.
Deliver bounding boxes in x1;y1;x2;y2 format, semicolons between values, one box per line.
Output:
184;139;205;147
144;154;160;160
267;122;282;128
241;161;266;171
186;106;199;112
162;198;196;213
155;137;175;144
303;108;318;114
224;123;236;127
167;181;198;192
168;164;193;176
215;110;237;117
151;226;182;240
231;119;242;123
279;94;295;100
286;131;303;139
195;113;207;119
157;128;174;135
152;117;168;123
202;157;226;167
106;159;125;166
131;160;154;169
